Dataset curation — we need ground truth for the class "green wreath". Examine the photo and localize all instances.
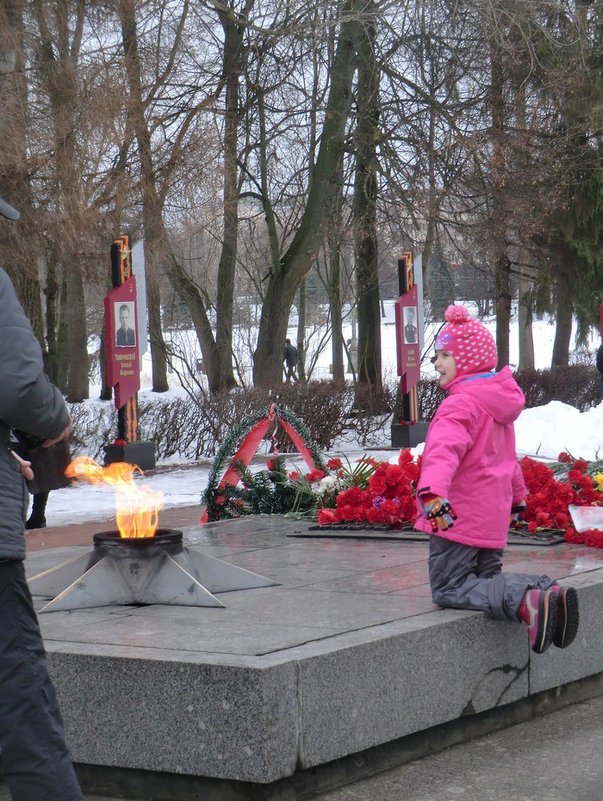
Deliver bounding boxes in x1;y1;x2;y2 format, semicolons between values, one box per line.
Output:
202;405;326;522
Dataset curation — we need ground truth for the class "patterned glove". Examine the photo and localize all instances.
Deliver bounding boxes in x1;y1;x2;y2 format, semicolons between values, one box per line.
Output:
420;495;457;533
510;500;527;527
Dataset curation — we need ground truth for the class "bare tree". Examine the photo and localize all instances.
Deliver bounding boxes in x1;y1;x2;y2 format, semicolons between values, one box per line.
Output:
353;0;381;387
31;0;91;400
0;0;45;343
252;0;363;385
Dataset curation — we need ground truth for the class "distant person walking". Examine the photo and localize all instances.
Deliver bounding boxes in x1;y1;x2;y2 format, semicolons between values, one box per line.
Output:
283;338;299;382
596;342;603;401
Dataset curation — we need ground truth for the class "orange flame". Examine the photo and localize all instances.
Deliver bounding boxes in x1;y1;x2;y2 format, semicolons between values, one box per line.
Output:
66;456;164;538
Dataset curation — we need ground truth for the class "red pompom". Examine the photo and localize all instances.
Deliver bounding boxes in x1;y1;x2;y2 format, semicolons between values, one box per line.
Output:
445;304;470;323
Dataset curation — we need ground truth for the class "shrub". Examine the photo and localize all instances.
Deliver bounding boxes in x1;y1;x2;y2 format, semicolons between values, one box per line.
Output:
262;380;353;451
514;366;600;412
67;365;600;465
413;365;600;423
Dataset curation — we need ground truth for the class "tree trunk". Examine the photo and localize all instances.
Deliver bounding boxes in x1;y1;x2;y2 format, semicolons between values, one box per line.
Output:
146;260;169;392
119;0;170;392
328;177;345;382
55;268;70;392
212;4;252;391
490;33;510;371
353;0;381;388
552;267;573;367
98;331;112;401
494;254;511;369
0;0;44;343
422;20;439;310
33;0;89;400
518;270;534;370
552;303;572;367
65;261;89;400
253;0;361;386
296;281;306;381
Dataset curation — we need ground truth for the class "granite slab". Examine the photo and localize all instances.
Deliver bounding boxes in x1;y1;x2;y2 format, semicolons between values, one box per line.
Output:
23;515;603;786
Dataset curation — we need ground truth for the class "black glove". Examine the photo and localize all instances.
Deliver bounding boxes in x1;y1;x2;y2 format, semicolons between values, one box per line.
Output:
510;500;527;527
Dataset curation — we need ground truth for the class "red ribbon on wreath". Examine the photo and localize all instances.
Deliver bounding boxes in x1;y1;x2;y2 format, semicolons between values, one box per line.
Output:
200;404;318;523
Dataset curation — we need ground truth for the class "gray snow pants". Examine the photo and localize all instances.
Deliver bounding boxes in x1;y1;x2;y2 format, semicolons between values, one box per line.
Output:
428;535;554;622
0;559;83;801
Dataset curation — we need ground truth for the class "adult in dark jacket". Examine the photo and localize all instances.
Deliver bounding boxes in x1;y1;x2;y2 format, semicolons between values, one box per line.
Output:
283;338;299;382
597;342;603;400
0;192;83;801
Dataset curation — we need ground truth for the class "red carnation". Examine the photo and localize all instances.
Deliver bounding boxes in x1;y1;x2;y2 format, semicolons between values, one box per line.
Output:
317;508;337;525
306;469;325;483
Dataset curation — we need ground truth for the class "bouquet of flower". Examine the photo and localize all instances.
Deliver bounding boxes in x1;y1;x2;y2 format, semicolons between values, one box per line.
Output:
317;449;421;528
205;454;381;521
516;453;603;546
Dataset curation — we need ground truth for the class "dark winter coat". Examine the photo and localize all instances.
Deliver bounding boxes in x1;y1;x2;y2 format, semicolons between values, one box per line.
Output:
596;344;603;376
0;268;70;559
283;342;298;367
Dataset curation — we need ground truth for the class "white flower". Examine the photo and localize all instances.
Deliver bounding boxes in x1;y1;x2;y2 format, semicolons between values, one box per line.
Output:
314;475;340;497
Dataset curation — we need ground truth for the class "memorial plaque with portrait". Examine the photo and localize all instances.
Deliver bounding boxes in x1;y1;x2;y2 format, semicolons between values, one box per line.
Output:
115;301;136;347
104;276;140;408
403;306;418;344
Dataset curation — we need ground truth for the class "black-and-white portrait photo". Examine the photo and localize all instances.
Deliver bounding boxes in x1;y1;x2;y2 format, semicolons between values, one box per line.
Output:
115;301;136;347
403;306;418;344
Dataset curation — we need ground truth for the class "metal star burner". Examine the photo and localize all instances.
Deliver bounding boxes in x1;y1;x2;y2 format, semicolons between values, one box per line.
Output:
29;528;277;612
28;456;277;612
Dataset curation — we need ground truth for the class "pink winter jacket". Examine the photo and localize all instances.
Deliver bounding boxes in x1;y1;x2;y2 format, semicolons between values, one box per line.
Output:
415;366;527;549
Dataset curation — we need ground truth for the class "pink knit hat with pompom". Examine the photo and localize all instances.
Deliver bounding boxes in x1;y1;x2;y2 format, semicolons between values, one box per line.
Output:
434;305;497;376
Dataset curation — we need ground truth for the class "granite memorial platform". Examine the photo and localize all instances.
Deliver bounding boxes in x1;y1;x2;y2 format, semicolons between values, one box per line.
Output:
24;514;603;799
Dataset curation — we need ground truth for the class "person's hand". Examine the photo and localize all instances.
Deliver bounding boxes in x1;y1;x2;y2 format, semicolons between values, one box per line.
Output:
420;495;457;532
42;418;72;448
510;500;527;527
10;450;34;481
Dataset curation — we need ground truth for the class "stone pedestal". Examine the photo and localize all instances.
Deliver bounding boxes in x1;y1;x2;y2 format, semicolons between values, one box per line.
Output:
391;422;430;448
104;440;156;470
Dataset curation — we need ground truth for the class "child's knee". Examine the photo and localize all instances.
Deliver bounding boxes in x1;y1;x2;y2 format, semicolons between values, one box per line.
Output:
431;584;450;607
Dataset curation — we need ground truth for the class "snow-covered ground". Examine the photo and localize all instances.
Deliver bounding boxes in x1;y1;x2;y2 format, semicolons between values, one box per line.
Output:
35;303;602;527
41;397;603;527
142;299;598;389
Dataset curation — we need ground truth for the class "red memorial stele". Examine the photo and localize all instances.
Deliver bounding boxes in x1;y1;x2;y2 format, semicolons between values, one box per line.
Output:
103;236;155;470
104;275;140;409
392;251;429;448
394;283;420;394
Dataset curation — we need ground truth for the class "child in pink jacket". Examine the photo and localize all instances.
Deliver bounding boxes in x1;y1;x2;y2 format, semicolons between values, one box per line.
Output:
416;305;579;654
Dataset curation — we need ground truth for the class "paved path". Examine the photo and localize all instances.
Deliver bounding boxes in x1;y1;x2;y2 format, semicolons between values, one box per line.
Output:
315;693;603;801
2;693;601;800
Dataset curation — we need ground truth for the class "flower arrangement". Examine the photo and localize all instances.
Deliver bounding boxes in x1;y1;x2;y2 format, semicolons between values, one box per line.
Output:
204;454;381;521
517;453;603;547
203;423;603;547
202;404;326;522
317;450;421;528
